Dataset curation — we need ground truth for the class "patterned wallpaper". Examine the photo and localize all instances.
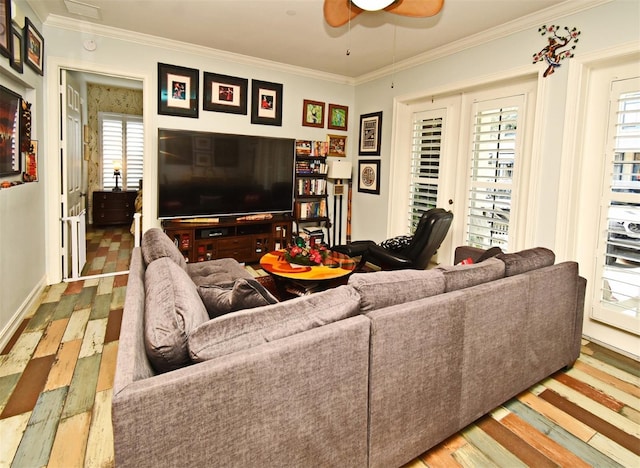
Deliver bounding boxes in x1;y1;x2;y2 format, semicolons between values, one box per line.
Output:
86;84;143;223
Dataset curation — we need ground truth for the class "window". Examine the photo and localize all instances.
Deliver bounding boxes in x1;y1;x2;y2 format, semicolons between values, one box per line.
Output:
593;78;640;335
466;96;524;251
100;112;143;190
408;110;444;232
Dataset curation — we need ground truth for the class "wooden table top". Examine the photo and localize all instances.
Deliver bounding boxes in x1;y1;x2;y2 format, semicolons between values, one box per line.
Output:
259;249;356;281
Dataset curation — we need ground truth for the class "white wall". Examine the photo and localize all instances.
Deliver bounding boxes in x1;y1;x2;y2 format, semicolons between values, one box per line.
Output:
0;0;46;348
349;0;640;248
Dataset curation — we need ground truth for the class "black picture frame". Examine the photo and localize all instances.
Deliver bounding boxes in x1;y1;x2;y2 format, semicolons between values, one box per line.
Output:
158;62;199;118
358;159;380;195
0;84;21;176
251;79;283;126
0;0;11;59
24;17;43;76
358;111;383;156
203;72;248;114
10;26;22;73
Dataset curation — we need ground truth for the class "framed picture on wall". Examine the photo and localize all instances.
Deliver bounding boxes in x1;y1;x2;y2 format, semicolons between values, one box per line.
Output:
10;26;22;73
358;111;382;156
203;72;248;114
358;159;380;195
0;84;21;176
251;79;283;126
327;134;346;157
0;0;11;58
157;62;199;118
302;99;324;128
24;17;44;75
328;104;348;131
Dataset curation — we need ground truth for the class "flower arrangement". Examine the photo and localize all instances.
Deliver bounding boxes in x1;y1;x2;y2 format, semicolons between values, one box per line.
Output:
284;236;329;266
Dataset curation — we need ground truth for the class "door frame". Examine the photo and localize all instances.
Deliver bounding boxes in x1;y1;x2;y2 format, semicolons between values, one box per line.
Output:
388;65;543;264
44;58;149;284
555;41;640;359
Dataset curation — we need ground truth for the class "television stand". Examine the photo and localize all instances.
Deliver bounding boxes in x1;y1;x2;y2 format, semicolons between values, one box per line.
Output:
162;215;292;264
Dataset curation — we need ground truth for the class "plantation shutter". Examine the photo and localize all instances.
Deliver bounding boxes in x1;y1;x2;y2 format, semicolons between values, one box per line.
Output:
466;95;524;251
409;110;444;232
100;113;143;191
594;77;640;335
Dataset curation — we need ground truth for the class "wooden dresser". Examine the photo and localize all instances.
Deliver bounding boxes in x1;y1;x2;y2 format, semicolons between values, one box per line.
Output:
92;191;138;226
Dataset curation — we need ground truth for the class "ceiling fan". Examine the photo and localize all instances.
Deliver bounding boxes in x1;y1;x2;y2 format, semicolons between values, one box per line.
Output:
324;0;444;27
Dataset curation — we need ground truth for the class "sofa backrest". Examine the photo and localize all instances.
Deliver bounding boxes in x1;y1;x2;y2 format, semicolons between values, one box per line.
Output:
348;268;445;312
438;257;505;292
496;247;555;276
141;227;188;269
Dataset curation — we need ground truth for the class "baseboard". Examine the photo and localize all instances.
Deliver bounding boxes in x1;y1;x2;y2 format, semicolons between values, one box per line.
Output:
582;333;640;362
0;276;47;352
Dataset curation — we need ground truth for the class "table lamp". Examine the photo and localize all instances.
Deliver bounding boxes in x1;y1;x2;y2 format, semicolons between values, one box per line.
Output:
113;159;122;192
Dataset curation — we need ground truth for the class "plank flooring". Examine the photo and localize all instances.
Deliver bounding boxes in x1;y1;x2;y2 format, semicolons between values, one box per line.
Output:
1;243;639;466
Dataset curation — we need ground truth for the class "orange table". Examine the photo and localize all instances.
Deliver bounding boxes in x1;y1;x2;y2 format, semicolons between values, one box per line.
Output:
259;249;356;281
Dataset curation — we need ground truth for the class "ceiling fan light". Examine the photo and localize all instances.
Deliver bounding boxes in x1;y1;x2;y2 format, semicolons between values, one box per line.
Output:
351;0;395;12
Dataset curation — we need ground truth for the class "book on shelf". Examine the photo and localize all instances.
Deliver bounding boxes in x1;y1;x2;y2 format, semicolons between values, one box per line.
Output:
295;160;327;175
296;139;328;157
295;199;327;219
296;178;327;196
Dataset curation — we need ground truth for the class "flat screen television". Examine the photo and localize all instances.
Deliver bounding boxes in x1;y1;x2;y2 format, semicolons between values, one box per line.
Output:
158;129;295;219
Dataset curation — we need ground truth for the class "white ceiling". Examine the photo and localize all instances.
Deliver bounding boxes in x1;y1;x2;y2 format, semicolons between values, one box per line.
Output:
25;0;586;78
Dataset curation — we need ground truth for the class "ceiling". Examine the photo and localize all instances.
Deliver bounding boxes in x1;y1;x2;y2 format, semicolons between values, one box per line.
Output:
26;0;580;78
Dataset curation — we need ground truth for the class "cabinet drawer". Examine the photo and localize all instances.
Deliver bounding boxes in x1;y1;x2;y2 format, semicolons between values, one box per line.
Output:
217;247;253;261
217;237;251;250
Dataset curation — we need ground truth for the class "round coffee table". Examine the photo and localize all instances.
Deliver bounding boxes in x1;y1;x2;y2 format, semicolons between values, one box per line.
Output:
260;249;356;281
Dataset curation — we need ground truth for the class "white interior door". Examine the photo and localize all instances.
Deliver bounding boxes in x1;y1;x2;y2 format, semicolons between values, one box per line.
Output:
60;70;86;279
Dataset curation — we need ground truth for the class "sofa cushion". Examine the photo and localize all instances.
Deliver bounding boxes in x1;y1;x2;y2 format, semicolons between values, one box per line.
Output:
497;247;555;277
144;257;209;373
188;285;360;362
348;269;445;312
187;257;253;286
438;257;505;292
198;278;278;319
141;227;187;270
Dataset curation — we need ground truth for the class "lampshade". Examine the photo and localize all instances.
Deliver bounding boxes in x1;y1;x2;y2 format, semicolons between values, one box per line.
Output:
112;159;122;172
351;0;395;11
327;159;352;180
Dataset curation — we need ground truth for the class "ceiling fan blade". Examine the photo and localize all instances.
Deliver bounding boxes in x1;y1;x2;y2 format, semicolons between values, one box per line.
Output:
324;0;363;27
386;0;444;17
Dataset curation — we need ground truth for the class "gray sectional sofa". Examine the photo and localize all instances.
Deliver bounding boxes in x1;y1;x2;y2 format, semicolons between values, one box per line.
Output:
112;229;586;468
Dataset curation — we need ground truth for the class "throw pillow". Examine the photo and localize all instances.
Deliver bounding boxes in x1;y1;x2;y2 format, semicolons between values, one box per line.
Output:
144;257;209;373
141;227;187;270
188;285;360;362
198;278;278;319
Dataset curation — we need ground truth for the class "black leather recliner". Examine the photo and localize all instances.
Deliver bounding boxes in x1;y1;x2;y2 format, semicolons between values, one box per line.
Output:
333;208;454;270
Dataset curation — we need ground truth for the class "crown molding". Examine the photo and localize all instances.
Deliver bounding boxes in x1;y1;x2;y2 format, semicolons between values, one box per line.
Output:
43;14;356;86
44;0;611;87
354;0;612;85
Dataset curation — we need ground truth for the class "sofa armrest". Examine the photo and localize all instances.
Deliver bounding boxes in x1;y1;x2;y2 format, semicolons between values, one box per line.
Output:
112;315;370;468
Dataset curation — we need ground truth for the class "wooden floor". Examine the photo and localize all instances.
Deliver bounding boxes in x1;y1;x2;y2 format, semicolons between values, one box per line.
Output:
0;237;639;466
